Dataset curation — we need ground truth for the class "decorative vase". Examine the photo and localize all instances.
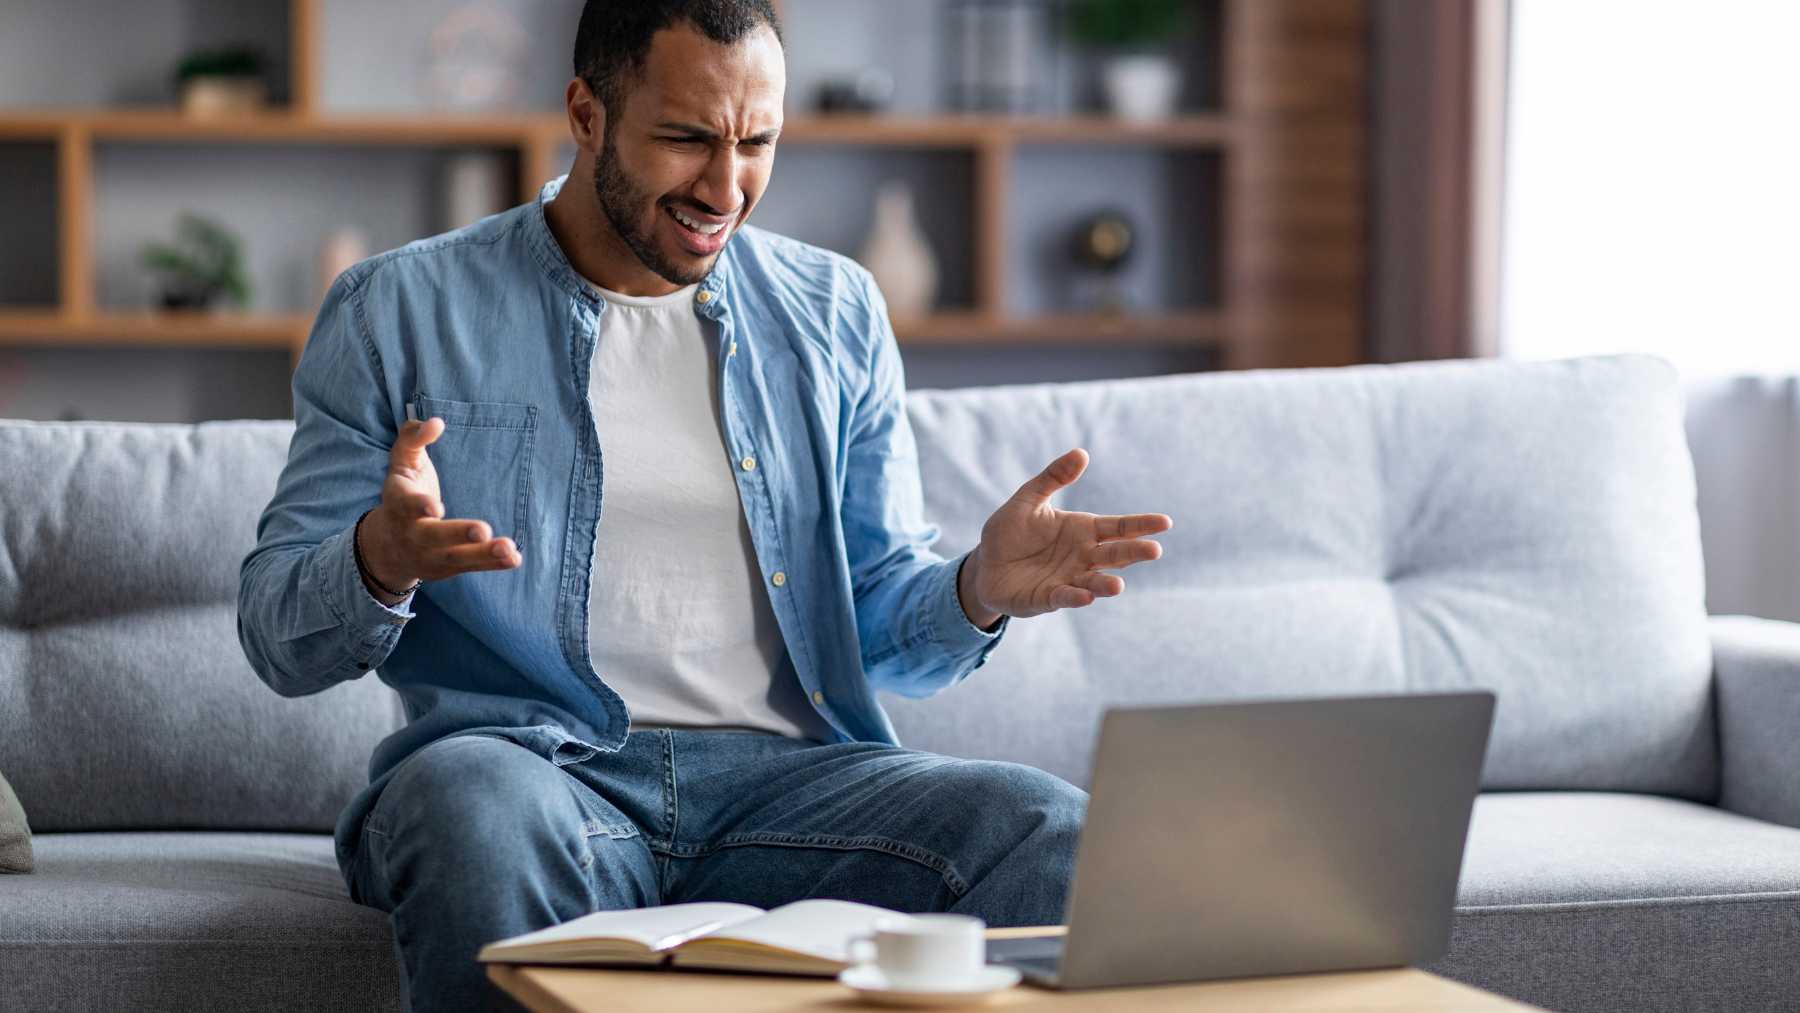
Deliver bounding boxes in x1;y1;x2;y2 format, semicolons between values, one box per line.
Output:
1101;54;1182;122
857;181;939;319
317;228;368;306
440;153;508;231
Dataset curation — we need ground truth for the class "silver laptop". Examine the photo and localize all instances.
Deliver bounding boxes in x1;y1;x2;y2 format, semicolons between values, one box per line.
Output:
987;691;1495;990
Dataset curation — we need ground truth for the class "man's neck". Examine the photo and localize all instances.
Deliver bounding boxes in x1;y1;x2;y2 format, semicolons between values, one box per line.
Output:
544;165;681;298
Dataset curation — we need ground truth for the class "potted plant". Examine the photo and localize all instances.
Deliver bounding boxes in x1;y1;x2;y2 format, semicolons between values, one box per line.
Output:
141;213;253;312
175;46;267;117
1067;0;1189;122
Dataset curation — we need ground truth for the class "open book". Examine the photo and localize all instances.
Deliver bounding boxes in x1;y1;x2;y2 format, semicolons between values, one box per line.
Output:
476;900;913;977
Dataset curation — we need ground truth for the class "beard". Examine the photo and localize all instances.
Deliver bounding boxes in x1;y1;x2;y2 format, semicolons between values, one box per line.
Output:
593;141;716;287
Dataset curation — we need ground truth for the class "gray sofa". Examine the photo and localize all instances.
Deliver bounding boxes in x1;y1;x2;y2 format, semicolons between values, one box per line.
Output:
3;353;1798;1012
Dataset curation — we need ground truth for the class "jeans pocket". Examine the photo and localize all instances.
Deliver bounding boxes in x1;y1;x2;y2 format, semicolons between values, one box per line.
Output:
410;393;537;552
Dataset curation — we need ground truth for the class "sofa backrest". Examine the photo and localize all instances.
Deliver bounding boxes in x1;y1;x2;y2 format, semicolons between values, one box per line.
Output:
0;420;403;833
0;353;1717;833
884;354;1717;798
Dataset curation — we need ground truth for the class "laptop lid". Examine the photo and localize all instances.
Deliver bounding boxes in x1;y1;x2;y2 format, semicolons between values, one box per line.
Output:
1052;691;1495;990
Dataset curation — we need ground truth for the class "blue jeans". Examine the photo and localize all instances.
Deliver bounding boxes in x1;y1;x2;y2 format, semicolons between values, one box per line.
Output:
338;729;1087;1011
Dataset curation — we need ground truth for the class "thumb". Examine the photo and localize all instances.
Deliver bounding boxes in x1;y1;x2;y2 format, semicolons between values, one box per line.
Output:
390;416;442;469
1013;447;1089;506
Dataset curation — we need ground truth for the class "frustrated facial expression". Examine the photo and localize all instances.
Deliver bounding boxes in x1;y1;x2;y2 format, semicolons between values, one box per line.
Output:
593;21;785;287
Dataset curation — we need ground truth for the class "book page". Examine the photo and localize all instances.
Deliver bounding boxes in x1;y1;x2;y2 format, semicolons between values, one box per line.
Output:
483;902;766;956
694;899;915;963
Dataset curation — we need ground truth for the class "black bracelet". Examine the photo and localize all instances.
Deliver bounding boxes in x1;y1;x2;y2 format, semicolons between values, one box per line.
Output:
354;508;422;598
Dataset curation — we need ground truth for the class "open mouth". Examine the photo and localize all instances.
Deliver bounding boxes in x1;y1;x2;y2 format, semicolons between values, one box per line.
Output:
664;204;731;255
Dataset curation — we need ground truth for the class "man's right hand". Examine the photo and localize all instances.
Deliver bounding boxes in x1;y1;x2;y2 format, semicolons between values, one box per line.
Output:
357;416;523;603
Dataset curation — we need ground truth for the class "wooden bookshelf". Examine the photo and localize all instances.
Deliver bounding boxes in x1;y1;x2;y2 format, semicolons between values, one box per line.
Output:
0;0;1367;368
0;309;309;347
0;308;1224;349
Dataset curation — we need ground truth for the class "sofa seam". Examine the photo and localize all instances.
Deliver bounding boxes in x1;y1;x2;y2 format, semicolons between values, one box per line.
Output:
1456;887;1800;916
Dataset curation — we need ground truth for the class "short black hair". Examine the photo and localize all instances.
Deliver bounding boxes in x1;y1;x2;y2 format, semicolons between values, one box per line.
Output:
574;1;784;124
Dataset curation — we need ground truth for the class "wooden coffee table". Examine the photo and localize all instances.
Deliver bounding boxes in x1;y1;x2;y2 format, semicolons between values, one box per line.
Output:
488;933;1539;1012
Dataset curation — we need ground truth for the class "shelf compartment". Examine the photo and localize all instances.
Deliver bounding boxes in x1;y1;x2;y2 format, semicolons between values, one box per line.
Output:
754;146;981;314
1007;146;1223;320
0;143;61;308
92;142;518;316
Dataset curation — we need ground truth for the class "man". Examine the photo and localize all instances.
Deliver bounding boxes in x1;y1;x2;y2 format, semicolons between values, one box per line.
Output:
238;2;1172;1009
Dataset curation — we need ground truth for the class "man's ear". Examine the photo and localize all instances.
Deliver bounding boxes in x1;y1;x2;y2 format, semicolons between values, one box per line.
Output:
566;77;605;154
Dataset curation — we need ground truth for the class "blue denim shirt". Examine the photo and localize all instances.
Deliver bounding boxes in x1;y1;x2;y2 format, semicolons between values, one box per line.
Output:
238;174;1008;790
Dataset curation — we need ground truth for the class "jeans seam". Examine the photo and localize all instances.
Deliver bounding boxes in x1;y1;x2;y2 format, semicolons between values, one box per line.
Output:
355;822;390;909
674;832;971;898
659;730;678;896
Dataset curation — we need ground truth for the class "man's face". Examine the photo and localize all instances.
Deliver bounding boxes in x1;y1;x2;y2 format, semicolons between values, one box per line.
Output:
592;21;785;287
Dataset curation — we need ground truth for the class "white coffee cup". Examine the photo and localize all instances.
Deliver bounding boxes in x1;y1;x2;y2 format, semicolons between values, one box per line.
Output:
848;914;987;988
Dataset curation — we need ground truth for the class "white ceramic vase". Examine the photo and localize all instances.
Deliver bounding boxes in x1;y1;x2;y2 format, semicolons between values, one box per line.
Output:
1101;54;1183;122
858;181;939;319
317;228;368;306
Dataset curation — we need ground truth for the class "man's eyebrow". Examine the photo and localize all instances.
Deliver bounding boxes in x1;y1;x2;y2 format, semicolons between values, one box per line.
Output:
654;121;781;143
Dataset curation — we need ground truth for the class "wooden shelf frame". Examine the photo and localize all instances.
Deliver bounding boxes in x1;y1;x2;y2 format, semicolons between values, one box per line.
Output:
0;0;1366;366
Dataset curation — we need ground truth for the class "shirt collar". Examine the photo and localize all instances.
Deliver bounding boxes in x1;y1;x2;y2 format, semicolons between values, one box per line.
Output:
525;173;731;317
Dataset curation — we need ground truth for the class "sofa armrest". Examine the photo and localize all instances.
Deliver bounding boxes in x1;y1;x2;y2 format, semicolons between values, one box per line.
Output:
1713;614;1800;828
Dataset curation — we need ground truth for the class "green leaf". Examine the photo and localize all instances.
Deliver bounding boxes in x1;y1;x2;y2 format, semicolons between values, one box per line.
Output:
1067;0;1188;47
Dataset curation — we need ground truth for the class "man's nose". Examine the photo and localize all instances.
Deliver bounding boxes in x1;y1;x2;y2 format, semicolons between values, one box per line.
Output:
694;147;744;217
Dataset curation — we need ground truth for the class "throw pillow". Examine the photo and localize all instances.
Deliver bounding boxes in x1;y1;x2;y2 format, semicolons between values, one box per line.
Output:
0;767;33;873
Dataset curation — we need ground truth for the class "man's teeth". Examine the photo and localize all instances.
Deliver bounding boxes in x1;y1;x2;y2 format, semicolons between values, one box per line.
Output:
671;209;726;236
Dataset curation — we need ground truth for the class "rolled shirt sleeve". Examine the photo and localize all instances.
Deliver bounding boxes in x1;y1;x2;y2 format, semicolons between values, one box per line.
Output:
237;269;416;697
839;265;1009;699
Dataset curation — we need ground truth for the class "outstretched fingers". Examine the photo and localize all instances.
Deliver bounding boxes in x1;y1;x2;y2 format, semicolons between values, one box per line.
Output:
1087;538;1163;570
429;536;520;572
1050;573;1125;610
1095;512;1173;541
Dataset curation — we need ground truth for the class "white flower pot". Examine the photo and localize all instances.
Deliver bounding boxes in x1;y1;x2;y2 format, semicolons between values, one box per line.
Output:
180;76;267;118
1101;55;1182;122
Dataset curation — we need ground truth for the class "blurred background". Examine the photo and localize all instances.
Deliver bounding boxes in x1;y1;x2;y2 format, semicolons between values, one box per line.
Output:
0;0;1795;618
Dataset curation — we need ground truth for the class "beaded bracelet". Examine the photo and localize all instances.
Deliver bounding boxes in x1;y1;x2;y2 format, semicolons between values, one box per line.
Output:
354;508;422;598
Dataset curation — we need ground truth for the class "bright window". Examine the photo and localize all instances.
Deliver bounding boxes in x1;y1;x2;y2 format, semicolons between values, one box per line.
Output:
1501;0;1800;374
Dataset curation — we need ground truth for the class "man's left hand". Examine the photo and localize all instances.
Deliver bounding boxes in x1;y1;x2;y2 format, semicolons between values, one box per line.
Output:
958;448;1173;625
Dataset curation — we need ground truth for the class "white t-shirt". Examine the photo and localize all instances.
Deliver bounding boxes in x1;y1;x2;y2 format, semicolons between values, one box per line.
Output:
583;278;834;743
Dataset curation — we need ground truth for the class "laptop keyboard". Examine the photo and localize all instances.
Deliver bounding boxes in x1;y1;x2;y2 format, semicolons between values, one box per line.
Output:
986;936;1065;979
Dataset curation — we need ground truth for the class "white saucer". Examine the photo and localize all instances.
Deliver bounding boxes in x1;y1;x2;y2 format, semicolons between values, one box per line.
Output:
838;964;1023;1007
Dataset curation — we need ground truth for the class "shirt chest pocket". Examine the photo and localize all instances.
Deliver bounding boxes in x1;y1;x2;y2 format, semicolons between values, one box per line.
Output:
409;394;538;552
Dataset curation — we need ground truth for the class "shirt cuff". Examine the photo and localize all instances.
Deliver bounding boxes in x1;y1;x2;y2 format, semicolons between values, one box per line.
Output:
928;550;1009;660
320;521;417;634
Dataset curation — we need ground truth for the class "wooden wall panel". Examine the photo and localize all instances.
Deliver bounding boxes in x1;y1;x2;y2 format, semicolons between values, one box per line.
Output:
1222;0;1369;369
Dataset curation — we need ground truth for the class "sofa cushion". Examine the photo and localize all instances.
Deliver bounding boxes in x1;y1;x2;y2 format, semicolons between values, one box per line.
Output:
0;421;405;832
890;354;1717;798
0;832;400;1012
0;767;31;872
1433;792;1800;1012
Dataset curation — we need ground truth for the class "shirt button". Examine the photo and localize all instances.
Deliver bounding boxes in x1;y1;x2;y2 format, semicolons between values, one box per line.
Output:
728;341;738;356
812;690;825;706
697;290;712;304
740;455;756;471
772;571;786;587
